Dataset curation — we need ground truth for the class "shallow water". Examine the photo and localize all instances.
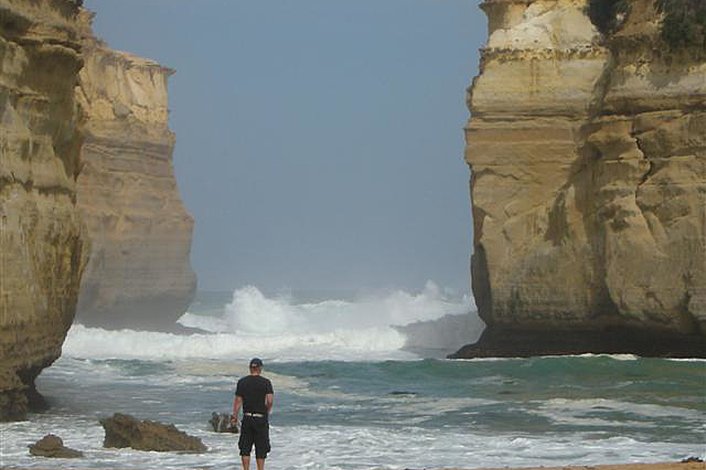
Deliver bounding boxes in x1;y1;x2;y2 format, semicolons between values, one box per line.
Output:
1;287;704;470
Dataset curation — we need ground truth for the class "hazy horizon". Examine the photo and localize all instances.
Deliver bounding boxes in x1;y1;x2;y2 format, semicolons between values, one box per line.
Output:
85;0;487;294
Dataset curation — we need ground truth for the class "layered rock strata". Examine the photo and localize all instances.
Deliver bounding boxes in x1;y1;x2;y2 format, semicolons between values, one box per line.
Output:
75;30;196;331
0;1;197;420
0;0;87;420
454;0;706;358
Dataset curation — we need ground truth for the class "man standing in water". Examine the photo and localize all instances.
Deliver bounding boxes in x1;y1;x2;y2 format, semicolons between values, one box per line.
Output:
232;358;274;470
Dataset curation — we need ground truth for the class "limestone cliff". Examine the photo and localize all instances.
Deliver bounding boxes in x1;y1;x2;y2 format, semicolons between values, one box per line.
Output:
75;28;196;331
453;0;705;358
0;0;87;420
0;1;197;419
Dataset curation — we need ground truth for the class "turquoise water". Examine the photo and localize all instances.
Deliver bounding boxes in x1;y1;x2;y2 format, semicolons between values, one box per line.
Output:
1;355;703;469
1;287;704;469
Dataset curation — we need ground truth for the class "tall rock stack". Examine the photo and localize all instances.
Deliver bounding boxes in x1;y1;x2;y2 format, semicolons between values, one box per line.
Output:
75;25;196;331
0;1;197;420
0;0;87;420
454;0;705;358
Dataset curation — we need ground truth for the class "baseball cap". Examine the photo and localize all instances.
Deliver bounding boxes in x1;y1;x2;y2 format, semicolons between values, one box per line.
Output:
249;357;263;368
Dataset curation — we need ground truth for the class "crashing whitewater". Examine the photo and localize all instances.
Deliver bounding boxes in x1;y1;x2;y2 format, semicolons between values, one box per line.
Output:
64;282;483;362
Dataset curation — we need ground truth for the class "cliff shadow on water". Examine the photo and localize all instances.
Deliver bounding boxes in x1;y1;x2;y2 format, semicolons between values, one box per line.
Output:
396;312;486;358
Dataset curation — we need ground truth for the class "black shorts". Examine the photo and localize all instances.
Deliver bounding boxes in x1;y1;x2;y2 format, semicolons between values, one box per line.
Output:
238;415;270;459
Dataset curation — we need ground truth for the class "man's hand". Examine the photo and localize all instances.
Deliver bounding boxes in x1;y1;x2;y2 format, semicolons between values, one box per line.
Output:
232;395;243;433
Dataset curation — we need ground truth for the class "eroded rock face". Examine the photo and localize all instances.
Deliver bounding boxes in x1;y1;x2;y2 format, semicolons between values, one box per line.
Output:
75;28;196;331
0;1;197;419
0;0;87;420
457;0;705;357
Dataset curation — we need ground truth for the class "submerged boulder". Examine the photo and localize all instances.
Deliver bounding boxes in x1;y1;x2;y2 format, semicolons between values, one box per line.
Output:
100;413;206;453
29;434;84;458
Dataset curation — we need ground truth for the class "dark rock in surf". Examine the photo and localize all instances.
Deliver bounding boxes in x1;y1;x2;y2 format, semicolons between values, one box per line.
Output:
388;391;417;397
100;413;206;453
449;327;706;359
209;412;238;433
29;434;84;458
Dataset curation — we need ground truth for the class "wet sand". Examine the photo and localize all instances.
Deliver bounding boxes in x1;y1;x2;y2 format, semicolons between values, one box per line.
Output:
432;461;705;470
3;460;704;469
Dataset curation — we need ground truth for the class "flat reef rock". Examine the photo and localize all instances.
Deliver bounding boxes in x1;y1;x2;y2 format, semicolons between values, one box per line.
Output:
0;0;87;421
100;413;207;453
74;23;196;331
455;0;706;358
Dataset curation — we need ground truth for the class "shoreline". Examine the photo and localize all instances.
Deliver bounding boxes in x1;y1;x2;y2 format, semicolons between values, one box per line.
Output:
3;461;704;470
432;462;706;470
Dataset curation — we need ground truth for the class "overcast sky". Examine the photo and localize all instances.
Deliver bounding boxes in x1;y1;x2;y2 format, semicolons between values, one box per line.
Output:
85;0;487;294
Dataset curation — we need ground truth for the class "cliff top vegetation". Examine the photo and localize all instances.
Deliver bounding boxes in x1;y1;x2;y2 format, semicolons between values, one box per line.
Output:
587;0;706;50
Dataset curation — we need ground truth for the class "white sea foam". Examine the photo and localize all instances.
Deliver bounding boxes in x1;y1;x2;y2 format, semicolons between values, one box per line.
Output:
183;281;473;334
567;353;640;361
3;417;703;470
62;324;411;362
530;397;705;427
450;353;644;362
65;282;476;362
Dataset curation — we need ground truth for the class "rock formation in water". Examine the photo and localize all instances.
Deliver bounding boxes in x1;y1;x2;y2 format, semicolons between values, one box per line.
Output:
453;0;705;358
74;20;196;331
0;0;87;420
100;413;207;452
29;434;84;458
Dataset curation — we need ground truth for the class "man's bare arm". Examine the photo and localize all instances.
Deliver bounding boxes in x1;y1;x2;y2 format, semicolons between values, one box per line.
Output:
265;393;274;415
232;395;242;422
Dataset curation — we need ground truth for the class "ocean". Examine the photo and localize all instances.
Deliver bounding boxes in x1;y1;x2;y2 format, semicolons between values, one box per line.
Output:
1;284;704;470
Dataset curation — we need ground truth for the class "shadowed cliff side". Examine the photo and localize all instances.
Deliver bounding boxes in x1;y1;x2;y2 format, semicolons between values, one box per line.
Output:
0;0;87;420
74;17;196;331
452;0;705;358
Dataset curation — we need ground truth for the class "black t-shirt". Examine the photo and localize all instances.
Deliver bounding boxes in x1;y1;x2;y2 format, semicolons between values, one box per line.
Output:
235;375;274;415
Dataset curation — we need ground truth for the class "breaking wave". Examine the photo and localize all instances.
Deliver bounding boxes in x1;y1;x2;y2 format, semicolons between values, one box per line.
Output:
64;281;479;362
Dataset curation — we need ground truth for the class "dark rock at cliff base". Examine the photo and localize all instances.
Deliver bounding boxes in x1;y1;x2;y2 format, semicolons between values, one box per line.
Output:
449;327;706;359
100;413;207;453
29;434;84;458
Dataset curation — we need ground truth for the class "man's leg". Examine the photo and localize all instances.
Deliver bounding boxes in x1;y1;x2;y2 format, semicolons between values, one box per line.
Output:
239;417;254;470
253;418;270;470
253;420;270;470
